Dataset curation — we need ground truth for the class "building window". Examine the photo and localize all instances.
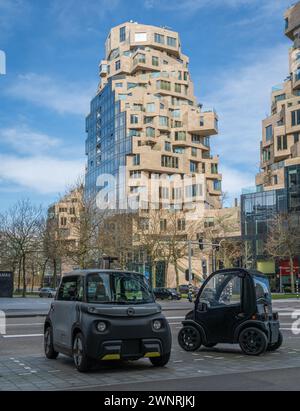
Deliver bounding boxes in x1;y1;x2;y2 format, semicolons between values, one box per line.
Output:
183;72;188;81
133;154;140;166
291;109;300;126
211;164;218;174
115;60;121;71
159;116;169;127
154;33;165;44
175;131;186;141
160;219;167;231
152;56;159;66
191;147;197;157
171;109;181;118
285;18;289;30
277;135;287;150
157;80;171;91
273;175;278;185
190;161;197;173
159;187;169;200
177;219;186;231
294;133;299;144
175;83;181;93
185;184;202;198
144;116;154;124
130;171;141;179
115;82;123;88
262;148;271;162
146;127;155;137
146;102;155;112
130;114;139;124
165;141;171;152
213;180;222;191
135;32;147;42
60;217;67;226
69;207;76;215
265;125;273;141
161;155;179;168
167;36;177;47
120;27;126;42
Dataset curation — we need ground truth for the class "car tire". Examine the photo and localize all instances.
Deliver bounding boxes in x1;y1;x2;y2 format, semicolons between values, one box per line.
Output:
267;331;283;352
178;326;202;352
73;332;91;372
150;352;171;367
239;327;268;356
44;326;59;360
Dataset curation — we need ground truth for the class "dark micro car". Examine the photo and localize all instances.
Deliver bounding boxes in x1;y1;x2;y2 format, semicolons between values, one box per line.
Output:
153;288;181;300
44;270;172;372
178;269;282;356
39;288;56;298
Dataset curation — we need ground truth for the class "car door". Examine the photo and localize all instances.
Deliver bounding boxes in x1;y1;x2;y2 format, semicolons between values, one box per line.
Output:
52;276;79;350
195;272;243;343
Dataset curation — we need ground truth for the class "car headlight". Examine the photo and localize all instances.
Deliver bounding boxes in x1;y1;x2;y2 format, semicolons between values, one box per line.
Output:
96;321;107;332
153;320;162;330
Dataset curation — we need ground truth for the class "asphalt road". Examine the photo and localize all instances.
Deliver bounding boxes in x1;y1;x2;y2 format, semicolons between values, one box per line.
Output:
0;300;300;391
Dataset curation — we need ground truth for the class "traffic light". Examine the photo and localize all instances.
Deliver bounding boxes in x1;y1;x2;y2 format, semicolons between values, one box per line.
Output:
202;259;207;277
198;238;204;251
185;270;194;281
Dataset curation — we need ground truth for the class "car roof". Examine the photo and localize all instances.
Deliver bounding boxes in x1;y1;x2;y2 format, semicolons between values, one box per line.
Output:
213;268;267;279
62;269;144;278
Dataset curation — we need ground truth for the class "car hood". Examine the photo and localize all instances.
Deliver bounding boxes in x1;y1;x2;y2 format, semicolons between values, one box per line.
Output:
85;303;162;317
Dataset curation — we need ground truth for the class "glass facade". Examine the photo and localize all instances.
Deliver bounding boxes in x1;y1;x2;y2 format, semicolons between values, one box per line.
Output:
241;164;300;264
85;81;132;207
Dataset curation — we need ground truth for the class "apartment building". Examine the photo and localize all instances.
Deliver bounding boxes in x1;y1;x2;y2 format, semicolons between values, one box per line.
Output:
85;22;221;214
241;2;300;288
255;2;300;194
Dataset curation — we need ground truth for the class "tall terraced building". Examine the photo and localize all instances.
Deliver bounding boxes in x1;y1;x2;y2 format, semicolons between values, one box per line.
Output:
85;22;221;213
255;2;300;194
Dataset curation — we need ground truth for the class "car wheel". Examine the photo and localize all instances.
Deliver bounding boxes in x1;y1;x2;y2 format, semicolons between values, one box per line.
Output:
150;352;171;367
73;332;91;372
267;331;283;352
178;326;202;352
44;326;59;360
239;327;268;356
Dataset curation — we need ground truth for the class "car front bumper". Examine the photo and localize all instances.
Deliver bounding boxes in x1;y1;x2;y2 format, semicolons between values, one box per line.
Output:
83;314;172;360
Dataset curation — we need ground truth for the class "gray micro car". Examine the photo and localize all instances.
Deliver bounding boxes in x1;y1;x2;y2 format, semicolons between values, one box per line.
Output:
44;270;172;372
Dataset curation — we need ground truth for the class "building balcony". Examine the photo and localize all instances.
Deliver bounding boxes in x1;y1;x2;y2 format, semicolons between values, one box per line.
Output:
188;111;218;136
99;61;108;77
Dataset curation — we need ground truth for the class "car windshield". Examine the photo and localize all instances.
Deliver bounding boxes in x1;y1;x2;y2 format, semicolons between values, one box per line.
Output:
254;275;271;303
87;272;154;305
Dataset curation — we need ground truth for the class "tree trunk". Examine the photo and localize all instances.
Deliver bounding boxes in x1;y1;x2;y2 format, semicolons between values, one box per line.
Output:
152;262;156;289
22;254;26;298
52;259;57;289
40;259;48;289
174;259;180;292
17;258;22;293
31;264;35;292
290;256;295;294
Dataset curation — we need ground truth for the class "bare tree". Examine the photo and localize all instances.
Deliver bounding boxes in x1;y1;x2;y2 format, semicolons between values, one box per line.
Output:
265;213;300;293
0;200;43;297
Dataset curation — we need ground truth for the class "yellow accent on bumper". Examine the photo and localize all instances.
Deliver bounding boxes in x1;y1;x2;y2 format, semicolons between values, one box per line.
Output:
102;354;121;361
144;352;161;358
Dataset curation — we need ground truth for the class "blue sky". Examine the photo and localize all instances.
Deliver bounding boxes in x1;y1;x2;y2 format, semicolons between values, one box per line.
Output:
0;0;294;211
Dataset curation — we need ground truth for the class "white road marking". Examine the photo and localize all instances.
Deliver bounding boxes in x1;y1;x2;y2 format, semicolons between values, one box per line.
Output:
3;334;43;338
6;323;44;327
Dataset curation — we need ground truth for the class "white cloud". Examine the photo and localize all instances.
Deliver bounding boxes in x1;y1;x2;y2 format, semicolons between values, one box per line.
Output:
0;126;61;155
6;73;94;116
0;155;84;194
220;165;254;200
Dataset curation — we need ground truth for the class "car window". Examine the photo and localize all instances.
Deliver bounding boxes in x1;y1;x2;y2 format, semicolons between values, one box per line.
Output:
199;273;242;308
57;277;78;301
